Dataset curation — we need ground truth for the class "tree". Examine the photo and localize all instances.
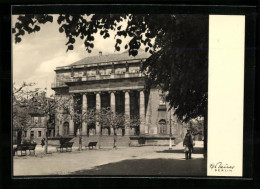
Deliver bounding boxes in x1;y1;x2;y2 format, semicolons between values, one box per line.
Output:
99;108;125;148
190;118;204;136
57;95;96;151
95;107;111;149
33;93;62;154
13;14;208;149
130;115;141;135
13;82;38;145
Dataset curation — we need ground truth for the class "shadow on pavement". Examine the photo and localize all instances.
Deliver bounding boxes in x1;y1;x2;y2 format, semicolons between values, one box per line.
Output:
70;158;206;176
156;147;205;154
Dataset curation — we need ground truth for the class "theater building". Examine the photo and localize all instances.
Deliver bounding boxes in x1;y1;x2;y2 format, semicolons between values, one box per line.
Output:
51;50;188;140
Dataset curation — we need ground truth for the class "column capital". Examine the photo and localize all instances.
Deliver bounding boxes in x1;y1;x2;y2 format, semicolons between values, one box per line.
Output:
94;91;101;94
79;92;88;96
123;90;130;93
108;90;116;94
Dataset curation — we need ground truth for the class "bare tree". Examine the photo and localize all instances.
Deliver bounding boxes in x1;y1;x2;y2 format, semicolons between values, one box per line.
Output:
35;94;64;154
13;82;38;145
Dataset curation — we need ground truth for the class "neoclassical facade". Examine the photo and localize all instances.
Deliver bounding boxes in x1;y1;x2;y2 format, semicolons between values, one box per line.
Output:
52;50;187;138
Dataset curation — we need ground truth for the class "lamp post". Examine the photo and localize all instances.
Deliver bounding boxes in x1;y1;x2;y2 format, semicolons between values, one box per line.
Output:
169;113;172;150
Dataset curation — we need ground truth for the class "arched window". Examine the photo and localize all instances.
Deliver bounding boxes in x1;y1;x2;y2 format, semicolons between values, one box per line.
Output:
158;119;167;134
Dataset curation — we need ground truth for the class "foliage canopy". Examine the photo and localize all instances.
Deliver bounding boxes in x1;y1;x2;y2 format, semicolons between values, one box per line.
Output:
13;14;208;123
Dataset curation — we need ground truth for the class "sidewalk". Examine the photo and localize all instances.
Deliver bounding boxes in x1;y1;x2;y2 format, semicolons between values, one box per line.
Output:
13;141;206;176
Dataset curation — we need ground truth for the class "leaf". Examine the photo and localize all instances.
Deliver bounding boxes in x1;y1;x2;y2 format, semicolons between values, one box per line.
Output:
116;38;122;44
19;30;25;36
59;27;64;33
89;43;94;48
104;32;110;38
34;25;40;32
145;32;151;38
68;45;74;50
15;37;21;43
115;46;120;51
15;22;22;29
46;15;53;23
131;50;138;56
87;35;94;41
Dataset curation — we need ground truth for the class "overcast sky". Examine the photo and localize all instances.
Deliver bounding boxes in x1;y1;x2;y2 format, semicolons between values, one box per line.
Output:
12;14;129;97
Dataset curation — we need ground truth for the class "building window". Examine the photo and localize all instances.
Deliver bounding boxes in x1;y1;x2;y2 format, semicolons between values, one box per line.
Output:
24;131;27;137
30;131;34;138
158;119;167;134
48;130;52;137
159;95;166;105
38;131;42;137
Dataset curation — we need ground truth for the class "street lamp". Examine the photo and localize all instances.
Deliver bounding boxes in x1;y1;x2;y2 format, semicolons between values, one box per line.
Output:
169;113;172;150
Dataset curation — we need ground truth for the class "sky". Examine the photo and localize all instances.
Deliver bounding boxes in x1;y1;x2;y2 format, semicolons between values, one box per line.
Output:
12;14;130;97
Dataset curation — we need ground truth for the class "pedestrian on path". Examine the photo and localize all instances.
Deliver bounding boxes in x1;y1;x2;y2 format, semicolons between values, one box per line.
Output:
41;138;45;148
183;129;194;159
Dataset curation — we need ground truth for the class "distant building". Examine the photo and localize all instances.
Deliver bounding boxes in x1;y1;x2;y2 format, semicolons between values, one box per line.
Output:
51;50;191;141
13;92;55;144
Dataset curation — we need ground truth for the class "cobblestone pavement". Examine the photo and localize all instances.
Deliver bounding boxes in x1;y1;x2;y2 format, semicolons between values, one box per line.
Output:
13;141;205;176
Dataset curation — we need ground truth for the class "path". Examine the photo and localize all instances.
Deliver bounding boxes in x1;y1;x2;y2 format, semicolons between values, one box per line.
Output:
13;141;206;176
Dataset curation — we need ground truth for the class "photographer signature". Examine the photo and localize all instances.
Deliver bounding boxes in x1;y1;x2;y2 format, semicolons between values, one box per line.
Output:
210;162;235;172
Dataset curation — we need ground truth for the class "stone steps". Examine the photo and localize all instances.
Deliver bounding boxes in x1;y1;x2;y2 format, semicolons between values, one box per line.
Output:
70;136;131;148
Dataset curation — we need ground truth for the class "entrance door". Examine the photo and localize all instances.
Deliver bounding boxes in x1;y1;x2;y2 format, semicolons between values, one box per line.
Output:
63;122;69;136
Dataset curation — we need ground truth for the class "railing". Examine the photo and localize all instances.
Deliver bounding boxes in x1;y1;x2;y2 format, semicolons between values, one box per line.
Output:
99;75;111;80
51;72;143;88
113;73;126;79
51;82;68;88
127;72;142;77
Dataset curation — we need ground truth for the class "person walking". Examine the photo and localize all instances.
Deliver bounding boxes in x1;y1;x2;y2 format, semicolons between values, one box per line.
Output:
183;129;194;159
41;138;45;148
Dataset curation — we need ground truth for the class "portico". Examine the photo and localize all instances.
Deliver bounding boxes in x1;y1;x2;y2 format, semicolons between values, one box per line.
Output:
69;89;146;136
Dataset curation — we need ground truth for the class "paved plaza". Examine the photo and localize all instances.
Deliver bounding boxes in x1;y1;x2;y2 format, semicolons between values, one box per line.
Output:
13;141;206;176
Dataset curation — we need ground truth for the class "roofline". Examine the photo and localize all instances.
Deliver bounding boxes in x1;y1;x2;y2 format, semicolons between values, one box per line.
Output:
54;58;146;72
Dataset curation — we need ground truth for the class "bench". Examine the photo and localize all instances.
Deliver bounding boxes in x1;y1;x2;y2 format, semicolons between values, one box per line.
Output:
56;142;74;152
14;143;37;156
85;142;98;150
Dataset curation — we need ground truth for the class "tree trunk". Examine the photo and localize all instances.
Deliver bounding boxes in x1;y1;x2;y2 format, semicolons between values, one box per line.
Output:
203;113;207;153
79;135;82;151
98;134;101;149
17;130;22;146
78;122;82;151
113;128;117;149
44;136;48;154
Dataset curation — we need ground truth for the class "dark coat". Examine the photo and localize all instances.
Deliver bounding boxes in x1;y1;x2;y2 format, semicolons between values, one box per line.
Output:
41;138;45;146
183;133;193;148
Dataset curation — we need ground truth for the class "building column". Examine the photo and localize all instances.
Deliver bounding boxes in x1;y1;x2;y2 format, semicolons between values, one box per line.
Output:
110;91;116;114
110;91;116;135
95;92;101;135
139;90;146;134
82;93;88;135
124;91;130;136
69;95;74;136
